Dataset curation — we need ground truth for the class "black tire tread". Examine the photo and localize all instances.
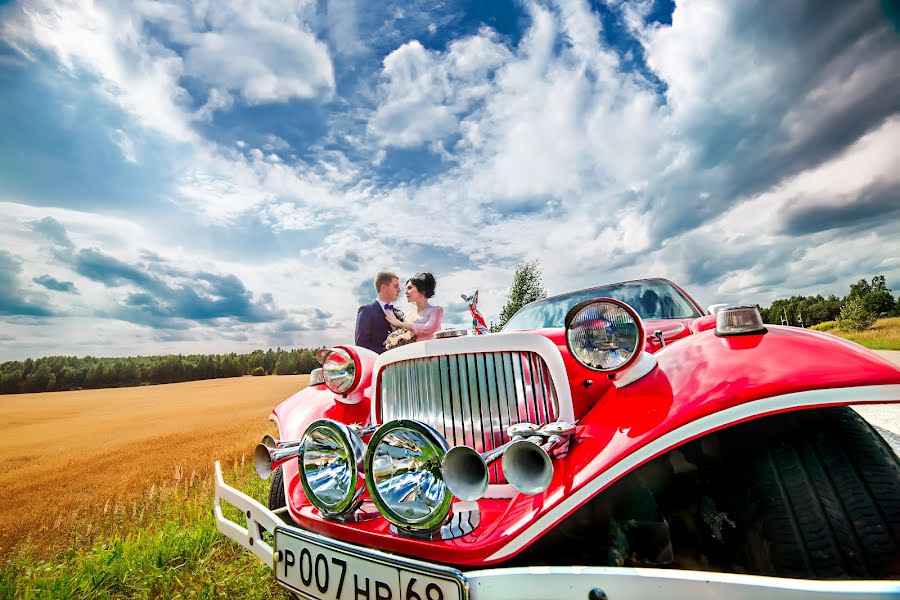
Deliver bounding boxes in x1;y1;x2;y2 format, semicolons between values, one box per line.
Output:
269;465;288;511
749;407;900;579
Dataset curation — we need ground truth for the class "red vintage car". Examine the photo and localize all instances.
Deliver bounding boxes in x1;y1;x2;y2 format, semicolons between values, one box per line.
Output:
215;278;900;599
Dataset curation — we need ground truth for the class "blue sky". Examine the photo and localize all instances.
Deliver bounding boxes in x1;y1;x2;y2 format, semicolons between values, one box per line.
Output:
1;0;899;360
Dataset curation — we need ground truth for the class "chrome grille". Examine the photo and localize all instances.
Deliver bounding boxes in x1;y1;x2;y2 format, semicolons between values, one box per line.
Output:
378;351;559;483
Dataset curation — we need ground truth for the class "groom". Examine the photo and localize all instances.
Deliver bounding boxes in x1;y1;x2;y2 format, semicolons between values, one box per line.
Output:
355;271;401;354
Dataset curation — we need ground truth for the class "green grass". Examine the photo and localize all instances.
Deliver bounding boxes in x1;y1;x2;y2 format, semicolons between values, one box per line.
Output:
0;460;291;600
813;317;900;351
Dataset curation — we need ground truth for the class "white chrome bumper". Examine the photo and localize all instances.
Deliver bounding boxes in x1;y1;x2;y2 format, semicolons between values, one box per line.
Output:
214;462;900;600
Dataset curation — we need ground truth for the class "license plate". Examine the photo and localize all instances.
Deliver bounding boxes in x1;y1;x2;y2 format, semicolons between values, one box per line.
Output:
275;527;466;600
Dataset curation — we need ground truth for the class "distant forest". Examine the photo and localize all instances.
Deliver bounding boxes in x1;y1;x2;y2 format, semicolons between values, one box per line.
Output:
757;275;897;328
0;348;321;395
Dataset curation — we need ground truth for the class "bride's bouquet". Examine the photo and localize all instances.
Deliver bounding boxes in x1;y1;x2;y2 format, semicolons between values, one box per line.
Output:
385;328;416;350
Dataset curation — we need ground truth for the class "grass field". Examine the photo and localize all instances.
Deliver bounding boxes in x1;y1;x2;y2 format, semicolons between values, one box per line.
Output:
0;375;307;598
814;316;900;350
2;459;291;599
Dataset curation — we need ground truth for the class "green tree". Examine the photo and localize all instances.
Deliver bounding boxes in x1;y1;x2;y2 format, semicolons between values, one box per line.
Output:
298;349;317;374
762;293;843;327
863;289;895;316
247;350;265;373
264;348;277;373
220;355;242;378
84;363;106;389
839;296;876;332
848;278;872;299
24;364;53;392
273;353;296;375
859;275;894;316
251;366;266;376
152;356;184;384
1;370;23;394
57;366;77;390
492;259;547;332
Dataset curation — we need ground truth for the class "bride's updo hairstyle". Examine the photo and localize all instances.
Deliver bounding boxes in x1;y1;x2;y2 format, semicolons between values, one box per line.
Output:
407;272;437;299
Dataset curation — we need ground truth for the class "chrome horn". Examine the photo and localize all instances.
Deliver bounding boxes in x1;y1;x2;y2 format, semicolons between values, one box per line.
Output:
254;422;374;482
254;437;303;479
441;423;540;501
502;421;576;496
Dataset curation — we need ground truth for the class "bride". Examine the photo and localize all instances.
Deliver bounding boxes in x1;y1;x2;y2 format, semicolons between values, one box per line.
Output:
384;272;443;342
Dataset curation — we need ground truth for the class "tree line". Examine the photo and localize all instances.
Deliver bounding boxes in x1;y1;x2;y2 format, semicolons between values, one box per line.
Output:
757;275;897;331
0;347;322;395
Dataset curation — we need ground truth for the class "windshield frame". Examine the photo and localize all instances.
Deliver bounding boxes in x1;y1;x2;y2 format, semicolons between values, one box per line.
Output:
502;278;704;332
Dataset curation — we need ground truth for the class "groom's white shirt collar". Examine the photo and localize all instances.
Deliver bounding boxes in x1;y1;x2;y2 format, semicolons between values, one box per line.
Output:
377;299;389;311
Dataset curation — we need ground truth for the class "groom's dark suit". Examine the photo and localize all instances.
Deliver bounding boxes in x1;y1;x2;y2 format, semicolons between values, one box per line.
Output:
355;302;391;354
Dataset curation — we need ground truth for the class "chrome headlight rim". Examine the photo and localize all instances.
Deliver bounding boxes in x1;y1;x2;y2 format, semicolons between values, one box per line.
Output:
299;418;365;517
564;297;645;373
309;367;325;386
322;346;360;395
364;419;452;531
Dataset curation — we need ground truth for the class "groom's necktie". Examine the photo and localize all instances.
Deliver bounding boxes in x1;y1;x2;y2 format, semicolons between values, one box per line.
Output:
384;304;394;311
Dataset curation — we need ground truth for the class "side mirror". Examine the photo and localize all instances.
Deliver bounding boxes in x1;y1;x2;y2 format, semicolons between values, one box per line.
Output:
707;303;730;315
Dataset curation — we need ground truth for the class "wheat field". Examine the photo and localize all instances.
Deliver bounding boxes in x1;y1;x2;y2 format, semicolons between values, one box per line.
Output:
0;375;308;559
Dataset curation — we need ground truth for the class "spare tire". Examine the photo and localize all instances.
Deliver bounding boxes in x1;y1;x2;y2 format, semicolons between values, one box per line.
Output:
743;407;900;579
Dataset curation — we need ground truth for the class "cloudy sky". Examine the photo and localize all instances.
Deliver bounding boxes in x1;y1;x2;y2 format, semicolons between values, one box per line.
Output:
1;0;899;360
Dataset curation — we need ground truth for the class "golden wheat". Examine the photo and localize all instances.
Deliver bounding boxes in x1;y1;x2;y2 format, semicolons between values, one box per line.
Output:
0;375;308;559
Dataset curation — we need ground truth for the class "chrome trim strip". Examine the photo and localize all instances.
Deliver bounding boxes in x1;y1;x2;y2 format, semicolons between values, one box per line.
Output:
379;351;560;484
466;567;900;600
372;333;573;423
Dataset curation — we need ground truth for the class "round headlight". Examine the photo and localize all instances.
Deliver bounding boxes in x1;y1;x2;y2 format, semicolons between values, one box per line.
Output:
565;298;644;372
322;348;359;394
299;419;365;517
364;420;452;531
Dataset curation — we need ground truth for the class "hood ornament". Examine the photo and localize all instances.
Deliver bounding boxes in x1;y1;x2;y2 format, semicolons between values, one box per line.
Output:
461;289;489;335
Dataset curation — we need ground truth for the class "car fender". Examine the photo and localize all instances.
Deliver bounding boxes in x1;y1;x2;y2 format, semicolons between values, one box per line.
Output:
270;345;377;512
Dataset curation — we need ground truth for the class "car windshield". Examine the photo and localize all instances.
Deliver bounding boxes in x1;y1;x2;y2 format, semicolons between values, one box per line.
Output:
503;279;702;331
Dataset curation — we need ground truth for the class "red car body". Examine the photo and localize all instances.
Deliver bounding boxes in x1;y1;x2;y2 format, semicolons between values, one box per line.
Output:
215;278;900;599
266;283;900;566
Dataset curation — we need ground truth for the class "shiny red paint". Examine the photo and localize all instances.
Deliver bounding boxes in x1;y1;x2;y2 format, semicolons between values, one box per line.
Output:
271;326;900;568
644;318;694;350
689;314;718;333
